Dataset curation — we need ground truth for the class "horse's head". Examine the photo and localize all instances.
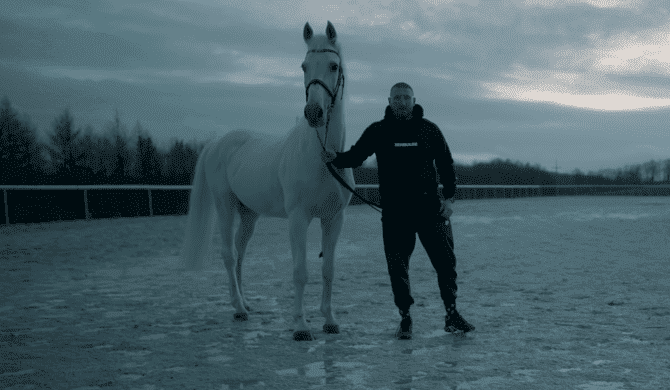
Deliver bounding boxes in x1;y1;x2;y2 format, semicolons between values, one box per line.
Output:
302;21;344;128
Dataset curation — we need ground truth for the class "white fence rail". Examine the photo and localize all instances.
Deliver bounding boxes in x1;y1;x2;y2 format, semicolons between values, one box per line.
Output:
2;185;670;226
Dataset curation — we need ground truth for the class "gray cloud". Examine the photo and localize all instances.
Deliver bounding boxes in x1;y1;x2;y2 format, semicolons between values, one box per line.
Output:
1;0;669;173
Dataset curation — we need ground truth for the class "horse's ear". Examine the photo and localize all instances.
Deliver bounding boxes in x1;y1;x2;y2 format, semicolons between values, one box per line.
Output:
326;21;337;44
304;22;313;42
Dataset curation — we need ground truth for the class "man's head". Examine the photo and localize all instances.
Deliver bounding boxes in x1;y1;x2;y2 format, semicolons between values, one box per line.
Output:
388;82;415;119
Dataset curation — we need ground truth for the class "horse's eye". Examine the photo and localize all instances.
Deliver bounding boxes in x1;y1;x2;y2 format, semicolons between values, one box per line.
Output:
330;64;338;72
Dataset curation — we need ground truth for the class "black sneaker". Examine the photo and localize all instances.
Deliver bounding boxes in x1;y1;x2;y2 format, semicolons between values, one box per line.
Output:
395;316;412;340
444;309;475;333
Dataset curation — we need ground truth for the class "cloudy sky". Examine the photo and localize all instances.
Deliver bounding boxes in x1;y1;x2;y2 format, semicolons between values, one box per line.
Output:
2;0;669;174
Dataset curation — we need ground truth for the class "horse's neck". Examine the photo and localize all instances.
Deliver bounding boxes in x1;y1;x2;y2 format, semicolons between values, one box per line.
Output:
324;105;346;152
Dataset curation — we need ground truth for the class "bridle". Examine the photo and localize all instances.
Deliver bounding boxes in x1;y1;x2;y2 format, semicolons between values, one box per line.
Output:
304;48;345;151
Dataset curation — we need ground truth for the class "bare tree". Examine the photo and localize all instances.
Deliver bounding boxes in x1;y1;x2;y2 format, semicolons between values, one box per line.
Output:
97;136;116;182
621;164;642;185
663;158;670;183
163;138;199;185
46;108;81;183
134;134;162;184
640;160;658;183
106;109;133;184
0;96;44;184
74;125;105;184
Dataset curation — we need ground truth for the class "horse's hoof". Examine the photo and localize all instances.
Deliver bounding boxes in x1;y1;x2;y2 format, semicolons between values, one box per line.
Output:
293;330;315;341
233;312;248;321
323;324;340;334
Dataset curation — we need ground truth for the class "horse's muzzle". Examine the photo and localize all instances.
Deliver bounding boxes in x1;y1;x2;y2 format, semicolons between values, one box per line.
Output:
304;104;324;127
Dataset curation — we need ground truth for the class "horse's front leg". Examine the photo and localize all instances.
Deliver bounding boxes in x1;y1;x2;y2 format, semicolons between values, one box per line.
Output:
288;209;314;341
320;210;344;334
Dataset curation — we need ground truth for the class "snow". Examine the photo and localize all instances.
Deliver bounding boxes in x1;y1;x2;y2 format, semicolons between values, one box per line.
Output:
1;196;669;389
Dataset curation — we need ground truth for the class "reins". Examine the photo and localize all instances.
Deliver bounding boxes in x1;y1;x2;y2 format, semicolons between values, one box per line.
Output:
305;48;383;213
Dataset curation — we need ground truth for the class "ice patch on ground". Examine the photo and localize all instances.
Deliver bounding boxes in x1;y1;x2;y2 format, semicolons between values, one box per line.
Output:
304;361;326;377
454;215;526;225
350;344;378;349
207;355;232;363
576;382;626;390
421;329;447;338
592;360;613;365
558;212;653;222
0;369;37;376
138;333;166;340
456;376;507;388
243;330;272;340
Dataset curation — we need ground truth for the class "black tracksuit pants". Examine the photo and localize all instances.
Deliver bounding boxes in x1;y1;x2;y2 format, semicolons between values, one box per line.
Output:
381;194;457;315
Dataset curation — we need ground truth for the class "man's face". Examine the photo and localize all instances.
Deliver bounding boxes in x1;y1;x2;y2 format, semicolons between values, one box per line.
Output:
388;87;415;119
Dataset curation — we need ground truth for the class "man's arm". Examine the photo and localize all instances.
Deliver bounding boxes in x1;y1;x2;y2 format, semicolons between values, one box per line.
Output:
433;128;457;201
331;124;377;168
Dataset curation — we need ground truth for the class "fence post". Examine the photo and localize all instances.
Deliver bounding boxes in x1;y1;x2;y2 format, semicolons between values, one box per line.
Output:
84;189;90;221
148;189;153;217
3;189;8;225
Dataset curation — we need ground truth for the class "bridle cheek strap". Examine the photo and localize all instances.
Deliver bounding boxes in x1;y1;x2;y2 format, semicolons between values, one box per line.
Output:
304;49;345;151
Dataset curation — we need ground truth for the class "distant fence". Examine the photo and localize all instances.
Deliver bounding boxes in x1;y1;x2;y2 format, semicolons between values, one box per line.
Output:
1;185;669;226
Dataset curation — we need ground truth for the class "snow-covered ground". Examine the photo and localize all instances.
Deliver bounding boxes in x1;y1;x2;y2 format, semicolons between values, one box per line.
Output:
1;196;669;389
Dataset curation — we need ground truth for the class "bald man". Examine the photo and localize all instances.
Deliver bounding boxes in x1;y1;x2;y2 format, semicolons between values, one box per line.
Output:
322;82;475;339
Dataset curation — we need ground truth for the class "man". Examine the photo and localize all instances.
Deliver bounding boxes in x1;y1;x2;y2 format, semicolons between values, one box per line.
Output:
321;82;475;340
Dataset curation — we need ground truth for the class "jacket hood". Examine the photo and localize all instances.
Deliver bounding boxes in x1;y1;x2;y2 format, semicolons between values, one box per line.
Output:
384;104;424;121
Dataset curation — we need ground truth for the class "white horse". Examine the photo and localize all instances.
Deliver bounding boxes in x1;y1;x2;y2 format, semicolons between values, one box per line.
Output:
182;21;354;341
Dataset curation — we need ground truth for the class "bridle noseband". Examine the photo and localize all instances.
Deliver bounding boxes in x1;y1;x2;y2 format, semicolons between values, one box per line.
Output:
304;48;345;151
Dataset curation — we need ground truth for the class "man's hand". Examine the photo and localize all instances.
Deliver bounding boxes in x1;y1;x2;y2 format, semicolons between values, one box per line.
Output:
439;199;453;219
321;149;337;164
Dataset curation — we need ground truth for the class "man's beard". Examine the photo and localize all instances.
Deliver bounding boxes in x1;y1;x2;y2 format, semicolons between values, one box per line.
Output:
394;106;411;119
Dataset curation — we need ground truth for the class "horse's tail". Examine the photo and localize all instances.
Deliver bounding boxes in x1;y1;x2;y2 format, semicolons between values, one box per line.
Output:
182;144;215;271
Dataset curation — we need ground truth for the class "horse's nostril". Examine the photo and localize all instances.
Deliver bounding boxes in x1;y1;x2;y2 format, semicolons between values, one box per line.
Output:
304;105;323;123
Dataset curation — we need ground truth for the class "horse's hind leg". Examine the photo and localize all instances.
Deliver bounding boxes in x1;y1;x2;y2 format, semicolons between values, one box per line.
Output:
234;202;259;312
320;210;344;334
214;191;249;320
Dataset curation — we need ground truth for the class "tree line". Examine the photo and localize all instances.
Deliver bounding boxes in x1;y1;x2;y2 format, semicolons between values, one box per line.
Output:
0;96;203;186
2;95;669;187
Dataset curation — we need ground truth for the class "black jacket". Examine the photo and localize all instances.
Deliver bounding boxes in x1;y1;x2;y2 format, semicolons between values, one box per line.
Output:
332;104;457;209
